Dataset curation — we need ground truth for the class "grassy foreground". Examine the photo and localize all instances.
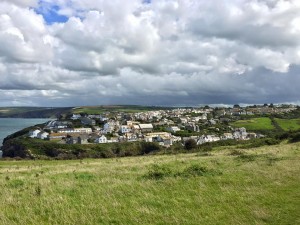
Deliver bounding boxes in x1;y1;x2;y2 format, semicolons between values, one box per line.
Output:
1;143;300;225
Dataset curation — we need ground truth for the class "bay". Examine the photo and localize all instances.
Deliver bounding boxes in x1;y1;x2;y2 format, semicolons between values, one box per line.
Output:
0;118;49;147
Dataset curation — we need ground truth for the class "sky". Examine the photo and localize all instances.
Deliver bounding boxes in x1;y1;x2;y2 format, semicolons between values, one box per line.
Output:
0;0;300;107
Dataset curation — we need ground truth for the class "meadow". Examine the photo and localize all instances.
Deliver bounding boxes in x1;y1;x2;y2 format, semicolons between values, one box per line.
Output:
230;117;274;131
274;118;300;131
1;143;299;224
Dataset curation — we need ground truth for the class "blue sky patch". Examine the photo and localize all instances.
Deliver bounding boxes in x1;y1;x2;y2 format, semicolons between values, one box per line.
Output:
34;2;68;25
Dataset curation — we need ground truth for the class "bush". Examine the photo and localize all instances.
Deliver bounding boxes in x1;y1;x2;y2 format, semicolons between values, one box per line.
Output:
99;149;116;158
198;143;213;151
229;149;244;156
181;165;209;177
141;142;161;154
289;132;300;143
144;164;173;180
184;139;197;150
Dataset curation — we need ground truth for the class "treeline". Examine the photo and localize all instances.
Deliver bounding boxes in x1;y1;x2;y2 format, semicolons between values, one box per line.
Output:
2;138;165;159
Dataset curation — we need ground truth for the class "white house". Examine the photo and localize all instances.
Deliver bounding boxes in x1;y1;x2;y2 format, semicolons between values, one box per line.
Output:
28;129;41;138
197;135;220;145
95;135;107;144
107;137;118;143
180;117;188;124
74;128;92;134
103;121;119;134
37;131;49;140
120;125;131;134
138;124;153;133
57;128;92;134
233;127;247;140
154;135;173;147
167;126;181;133
209;119;217;125
58;128;74;133
71;114;81;120
221;133;234;140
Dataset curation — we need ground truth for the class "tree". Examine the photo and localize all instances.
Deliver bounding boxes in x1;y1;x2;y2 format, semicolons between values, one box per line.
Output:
184;139;197;150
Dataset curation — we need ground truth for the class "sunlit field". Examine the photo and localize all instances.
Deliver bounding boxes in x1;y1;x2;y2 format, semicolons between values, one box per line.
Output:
231;117;274;131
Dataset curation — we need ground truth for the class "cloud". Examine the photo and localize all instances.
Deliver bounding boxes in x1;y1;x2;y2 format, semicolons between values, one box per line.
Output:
3;0;38;8
0;0;300;107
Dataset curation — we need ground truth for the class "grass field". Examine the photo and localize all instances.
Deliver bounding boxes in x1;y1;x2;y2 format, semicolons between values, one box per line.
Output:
274;118;300;131
230;117;274;131
1;143;300;224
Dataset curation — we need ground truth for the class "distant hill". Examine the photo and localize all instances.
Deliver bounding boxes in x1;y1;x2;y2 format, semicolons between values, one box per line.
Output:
0;107;73;118
72;105;174;114
0;105;174;118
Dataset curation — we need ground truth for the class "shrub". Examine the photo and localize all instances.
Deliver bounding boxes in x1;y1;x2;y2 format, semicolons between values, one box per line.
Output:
181;165;209;177
184;139;197;150
141;142;161;154
229;149;244;156
144;164;173;180
289;132;300;143
99;149;116;158
198;143;213;152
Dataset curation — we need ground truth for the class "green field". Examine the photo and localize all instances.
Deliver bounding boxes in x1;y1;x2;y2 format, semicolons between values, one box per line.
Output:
1;143;300;224
275;118;300;131
230;117;274;131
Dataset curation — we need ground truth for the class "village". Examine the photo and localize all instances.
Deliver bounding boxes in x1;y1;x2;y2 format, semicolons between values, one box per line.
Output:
28;104;297;147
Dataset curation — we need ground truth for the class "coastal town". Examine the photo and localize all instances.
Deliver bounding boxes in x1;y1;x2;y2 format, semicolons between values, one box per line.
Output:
28;104;297;147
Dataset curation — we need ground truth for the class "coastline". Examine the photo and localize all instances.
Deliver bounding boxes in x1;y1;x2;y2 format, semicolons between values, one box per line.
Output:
0;118;49;149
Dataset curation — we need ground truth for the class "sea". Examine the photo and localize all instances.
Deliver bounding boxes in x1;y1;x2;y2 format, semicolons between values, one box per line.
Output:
0;118;49;148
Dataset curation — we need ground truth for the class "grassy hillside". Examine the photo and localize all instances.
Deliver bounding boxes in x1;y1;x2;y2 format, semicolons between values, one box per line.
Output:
1;143;299;224
230;117;274;131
